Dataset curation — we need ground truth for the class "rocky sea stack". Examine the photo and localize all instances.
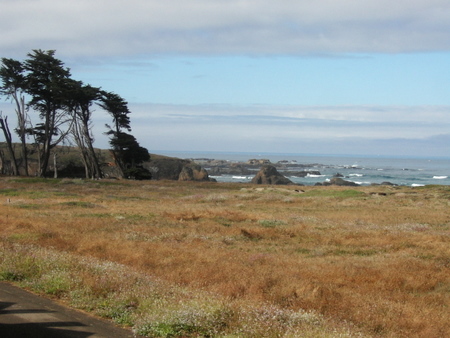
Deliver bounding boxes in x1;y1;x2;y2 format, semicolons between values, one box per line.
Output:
251;165;294;185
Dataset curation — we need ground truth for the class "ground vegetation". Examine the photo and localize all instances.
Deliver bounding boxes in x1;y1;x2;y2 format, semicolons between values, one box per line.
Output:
0;178;448;337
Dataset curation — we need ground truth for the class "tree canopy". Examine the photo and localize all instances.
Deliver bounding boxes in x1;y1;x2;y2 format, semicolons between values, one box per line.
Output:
0;49;150;179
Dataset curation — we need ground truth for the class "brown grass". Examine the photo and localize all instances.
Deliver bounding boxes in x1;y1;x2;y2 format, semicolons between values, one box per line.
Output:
1;177;449;337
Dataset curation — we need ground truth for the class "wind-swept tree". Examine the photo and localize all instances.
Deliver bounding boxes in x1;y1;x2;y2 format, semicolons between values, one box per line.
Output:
99;91;131;175
0;58;29;175
23;50;73;177
1;49;151;179
66;80;102;179
99;91;150;179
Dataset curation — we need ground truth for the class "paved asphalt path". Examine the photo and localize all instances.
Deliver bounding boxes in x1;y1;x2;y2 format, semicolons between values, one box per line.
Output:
0;282;141;337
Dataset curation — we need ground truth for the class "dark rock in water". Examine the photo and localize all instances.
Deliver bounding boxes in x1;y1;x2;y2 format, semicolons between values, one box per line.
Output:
328;177;359;186
293;170;321;177
333;173;344;178
251;165;294;185
247;159;271;165
371;181;397;186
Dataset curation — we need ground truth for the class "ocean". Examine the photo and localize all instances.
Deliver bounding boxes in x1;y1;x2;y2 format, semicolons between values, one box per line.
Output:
156;151;450;187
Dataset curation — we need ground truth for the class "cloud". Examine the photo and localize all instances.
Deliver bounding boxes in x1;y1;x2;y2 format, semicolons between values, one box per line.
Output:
130;102;450;126
1;100;449;156
123;103;450;156
1;0;450;58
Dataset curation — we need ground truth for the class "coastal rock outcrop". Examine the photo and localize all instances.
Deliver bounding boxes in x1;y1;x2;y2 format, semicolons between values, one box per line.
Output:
144;157;213;181
327;177;359;186
251;165;294;185
178;163;211;181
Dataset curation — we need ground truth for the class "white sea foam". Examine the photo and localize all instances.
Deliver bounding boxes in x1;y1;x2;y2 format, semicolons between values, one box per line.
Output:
349;173;363;177
412;184;425;187
232;176;250;180
306;173;325;178
433;176;448;179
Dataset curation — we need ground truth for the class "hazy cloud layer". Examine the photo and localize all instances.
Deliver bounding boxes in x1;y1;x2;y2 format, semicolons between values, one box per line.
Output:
2;0;450;57
1;99;448;156
126;103;450;156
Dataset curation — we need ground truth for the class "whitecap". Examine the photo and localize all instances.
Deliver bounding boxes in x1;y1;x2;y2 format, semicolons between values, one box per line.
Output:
349;173;363;177
306;174;325;178
433;176;448;179
232;176;249;180
411;184;425;187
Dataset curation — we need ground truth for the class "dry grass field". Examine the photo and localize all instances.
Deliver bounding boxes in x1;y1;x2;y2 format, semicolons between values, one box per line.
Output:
0;177;449;337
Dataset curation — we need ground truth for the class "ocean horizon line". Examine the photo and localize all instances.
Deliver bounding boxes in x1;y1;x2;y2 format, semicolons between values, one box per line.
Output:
153;150;450;161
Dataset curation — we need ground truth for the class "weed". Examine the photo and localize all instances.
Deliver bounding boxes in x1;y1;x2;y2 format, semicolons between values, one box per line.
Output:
296;248;312;255
258;219;287;227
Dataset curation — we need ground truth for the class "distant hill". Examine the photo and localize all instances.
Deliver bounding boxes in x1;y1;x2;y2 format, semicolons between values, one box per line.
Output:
0;143;212;181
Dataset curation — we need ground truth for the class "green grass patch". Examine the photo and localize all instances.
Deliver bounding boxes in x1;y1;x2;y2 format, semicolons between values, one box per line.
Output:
138;322;209;337
12;178;62;184
0;188;20;196
78;213;112;218
14;204;42;209
295;248;312;255
333;248;381;256
8;233;40;242
258;219;287;228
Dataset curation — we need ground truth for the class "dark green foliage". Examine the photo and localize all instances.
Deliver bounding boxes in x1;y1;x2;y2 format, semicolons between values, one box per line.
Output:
57;162;87;178
98;91;131;132
123;167;152;180
0;58;26;96
100;91;151;178
0;50;151;180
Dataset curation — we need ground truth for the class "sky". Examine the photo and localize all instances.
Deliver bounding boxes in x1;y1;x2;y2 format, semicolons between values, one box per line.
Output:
1;0;450;158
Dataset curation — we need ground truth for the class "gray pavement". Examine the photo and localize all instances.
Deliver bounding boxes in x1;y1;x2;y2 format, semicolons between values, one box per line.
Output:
0;282;140;337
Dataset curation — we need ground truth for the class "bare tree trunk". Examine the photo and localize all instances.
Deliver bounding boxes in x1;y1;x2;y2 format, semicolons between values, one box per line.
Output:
0;115;19;175
0;149;5;174
71;113;102;179
14;94;29;176
86;136;101;179
53;152;58;178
